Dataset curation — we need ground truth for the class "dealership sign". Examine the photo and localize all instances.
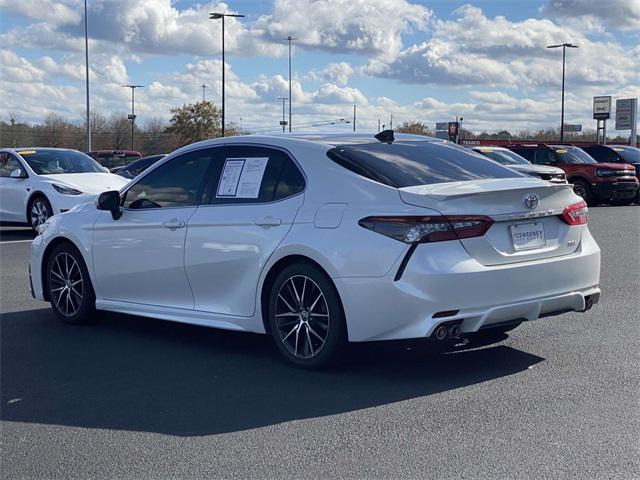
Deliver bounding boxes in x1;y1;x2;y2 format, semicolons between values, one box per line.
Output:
593;96;611;120
615;98;637;130
563;124;582;132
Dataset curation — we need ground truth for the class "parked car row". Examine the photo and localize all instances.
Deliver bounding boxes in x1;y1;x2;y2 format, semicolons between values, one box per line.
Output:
465;143;639;206
18;131;606;368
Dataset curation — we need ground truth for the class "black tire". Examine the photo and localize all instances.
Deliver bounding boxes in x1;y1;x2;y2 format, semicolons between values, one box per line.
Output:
268;263;347;369
27;195;53;232
46;242;96;324
571;179;595;206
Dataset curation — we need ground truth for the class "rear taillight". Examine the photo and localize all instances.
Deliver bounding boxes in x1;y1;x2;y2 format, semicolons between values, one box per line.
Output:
561;201;588;225
358;216;493;244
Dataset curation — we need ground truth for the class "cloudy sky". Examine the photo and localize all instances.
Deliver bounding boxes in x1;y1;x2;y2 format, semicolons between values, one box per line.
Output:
1;0;638;135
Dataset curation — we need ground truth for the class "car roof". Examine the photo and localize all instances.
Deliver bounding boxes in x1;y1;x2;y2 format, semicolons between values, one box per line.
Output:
471;146;511;151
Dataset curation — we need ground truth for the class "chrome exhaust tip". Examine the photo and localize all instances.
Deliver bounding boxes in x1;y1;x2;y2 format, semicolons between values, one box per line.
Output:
449;325;461;338
434;325;448;341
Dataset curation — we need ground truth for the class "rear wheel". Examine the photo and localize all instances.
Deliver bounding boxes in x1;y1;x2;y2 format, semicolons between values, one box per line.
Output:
571;179;595;206
268;263;347;369
28;196;52;231
46;243;96;324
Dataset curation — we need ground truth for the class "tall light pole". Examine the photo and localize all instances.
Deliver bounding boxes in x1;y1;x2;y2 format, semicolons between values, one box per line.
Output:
277;97;288;133
84;0;91;151
286;36;295;132
210;12;244;137
122;84;143;151
201;84;207;102
547;43;578;143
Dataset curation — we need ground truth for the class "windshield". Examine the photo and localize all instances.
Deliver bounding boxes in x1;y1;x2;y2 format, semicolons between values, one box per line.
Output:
552;147;596;164
475;148;530;165
613;147;640;163
18;149;105;175
328;141;519;188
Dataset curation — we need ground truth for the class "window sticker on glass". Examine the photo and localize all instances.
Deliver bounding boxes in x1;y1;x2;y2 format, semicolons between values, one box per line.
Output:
216;157;269;198
555;149;568;154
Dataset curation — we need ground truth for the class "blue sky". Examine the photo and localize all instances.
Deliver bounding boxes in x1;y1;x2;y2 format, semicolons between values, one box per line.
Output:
1;0;638;135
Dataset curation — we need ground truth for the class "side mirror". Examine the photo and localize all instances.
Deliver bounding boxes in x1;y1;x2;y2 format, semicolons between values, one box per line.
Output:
10;168;27;179
97;190;122;220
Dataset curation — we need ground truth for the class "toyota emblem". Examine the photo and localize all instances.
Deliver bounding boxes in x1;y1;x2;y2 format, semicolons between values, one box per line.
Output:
523;193;540;210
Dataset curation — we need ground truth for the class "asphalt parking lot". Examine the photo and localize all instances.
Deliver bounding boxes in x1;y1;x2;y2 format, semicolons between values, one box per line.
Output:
1;206;639;480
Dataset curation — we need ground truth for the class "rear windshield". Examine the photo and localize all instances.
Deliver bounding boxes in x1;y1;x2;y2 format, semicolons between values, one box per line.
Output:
18;149;104;175
474;148;530;165
327;141;519;188
96;154;141;169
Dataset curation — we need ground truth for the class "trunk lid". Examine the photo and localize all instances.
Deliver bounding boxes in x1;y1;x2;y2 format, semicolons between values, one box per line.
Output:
399;178;583;266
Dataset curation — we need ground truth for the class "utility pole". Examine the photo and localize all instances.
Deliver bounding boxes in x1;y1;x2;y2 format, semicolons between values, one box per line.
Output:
353;104;356;132
377;118;381;132
547;43;578;143
201;84;207;102
390;114;393;129
277;97;288;133
122;84;143;151
210;12;245;137
84;0;91;151
286;35;295;132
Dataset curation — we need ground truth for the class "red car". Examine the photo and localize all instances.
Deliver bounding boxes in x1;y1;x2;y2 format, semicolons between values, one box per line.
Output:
506;144;638;206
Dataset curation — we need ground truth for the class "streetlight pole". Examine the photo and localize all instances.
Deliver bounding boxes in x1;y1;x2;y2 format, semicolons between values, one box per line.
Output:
122;84;143;151
210;12;244;137
547;43;578;143
286;36;295;132
277;97;288;133
201;84;207;102
353;104;356;132
84;0;91;151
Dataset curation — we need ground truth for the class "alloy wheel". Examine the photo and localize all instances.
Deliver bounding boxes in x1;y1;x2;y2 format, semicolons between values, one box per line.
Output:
275;275;330;359
31;199;50;230
49;252;83;317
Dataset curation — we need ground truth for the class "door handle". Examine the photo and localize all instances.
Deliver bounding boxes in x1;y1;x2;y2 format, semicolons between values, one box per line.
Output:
254;216;282;227
162;220;186;229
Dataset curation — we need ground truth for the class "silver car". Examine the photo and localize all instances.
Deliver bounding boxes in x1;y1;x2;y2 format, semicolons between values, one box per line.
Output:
471;146;567;184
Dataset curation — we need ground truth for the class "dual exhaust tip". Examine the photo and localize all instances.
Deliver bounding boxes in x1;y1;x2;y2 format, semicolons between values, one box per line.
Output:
433;323;461;341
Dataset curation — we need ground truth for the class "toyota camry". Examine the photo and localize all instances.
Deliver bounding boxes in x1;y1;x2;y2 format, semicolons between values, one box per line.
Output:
30;132;601;368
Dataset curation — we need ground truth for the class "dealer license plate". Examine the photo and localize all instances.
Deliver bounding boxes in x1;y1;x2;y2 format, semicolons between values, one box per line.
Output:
510;222;546;251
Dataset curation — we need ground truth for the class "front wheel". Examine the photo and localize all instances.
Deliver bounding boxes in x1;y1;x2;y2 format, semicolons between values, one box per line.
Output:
46;243;96;324
571;179;595;206
268;263;347;369
28;196;52;231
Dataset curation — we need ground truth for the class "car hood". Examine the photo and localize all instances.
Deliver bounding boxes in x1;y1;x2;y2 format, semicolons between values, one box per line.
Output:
509;164;564;175
39;173;129;194
593;162;635;170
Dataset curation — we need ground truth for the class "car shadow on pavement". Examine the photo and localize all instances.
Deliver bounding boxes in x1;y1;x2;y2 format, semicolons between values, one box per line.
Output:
1;309;544;436
0;227;35;242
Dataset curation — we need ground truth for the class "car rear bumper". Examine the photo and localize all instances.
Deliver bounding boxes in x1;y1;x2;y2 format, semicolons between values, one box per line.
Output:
334;229;601;342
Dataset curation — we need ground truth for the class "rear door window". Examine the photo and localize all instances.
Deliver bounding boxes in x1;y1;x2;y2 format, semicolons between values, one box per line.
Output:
327;141;518;188
203;145;305;204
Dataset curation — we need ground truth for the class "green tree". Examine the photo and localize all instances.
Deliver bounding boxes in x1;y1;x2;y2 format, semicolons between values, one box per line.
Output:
396;121;432;136
167;101;222;147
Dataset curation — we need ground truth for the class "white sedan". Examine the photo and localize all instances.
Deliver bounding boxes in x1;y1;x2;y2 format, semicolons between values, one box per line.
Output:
0;148;128;230
29;133;601;368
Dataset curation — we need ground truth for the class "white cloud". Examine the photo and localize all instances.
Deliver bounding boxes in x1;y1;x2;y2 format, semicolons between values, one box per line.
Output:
0;0;80;25
541;0;640;32
364;5;639;89
255;0;431;61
